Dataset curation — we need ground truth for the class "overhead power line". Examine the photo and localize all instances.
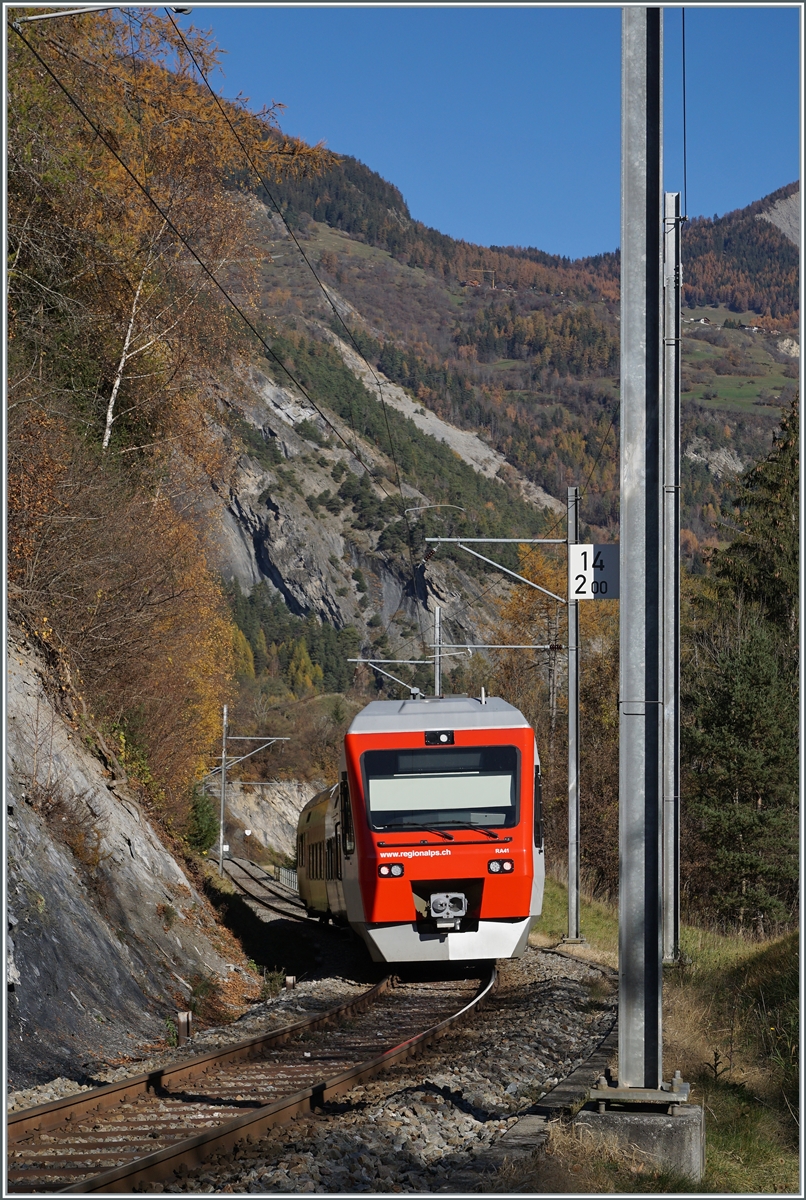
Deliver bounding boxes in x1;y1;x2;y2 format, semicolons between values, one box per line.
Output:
9;19;404;505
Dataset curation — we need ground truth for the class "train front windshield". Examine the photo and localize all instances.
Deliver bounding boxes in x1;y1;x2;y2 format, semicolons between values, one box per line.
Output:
362;746;519;831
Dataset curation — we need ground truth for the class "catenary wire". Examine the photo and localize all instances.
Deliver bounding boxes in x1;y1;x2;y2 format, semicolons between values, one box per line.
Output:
125;8;148;193
12;14;429;669
416;398;619;661
682;8;688;220
9;21;407;515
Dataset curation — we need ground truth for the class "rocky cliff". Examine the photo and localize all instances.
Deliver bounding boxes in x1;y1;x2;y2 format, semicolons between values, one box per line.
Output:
222;780;322;862
205;360;517;656
6;630;256;1090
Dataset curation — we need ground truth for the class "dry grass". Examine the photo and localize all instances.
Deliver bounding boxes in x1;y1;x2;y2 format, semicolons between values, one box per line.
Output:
519;879;800;1194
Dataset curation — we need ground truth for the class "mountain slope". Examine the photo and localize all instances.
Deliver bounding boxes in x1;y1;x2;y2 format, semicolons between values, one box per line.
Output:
681;182;799;319
245;184;793;552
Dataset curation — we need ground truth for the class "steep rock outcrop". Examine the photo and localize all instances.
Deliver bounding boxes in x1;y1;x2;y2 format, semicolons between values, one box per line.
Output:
6;631;249;1090
757;189;800;248
222;780;322;861
207;365;510;651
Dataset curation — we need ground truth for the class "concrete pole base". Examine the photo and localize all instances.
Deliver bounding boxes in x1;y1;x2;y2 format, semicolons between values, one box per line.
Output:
572;1104;705;1182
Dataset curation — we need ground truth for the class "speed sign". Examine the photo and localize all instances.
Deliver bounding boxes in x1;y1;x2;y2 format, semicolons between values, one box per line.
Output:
568;544;620;599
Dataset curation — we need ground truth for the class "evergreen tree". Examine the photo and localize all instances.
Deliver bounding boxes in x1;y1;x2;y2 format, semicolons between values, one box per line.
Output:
716;395;798;636
684;616;798;931
187;789;218;853
682;394;799;931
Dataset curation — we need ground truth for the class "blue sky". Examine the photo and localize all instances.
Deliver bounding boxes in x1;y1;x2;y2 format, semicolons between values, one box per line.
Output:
180;4;801;260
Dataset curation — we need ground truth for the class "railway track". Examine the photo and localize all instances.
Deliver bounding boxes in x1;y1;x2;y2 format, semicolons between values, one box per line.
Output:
7;968;496;1193
224;857;308;921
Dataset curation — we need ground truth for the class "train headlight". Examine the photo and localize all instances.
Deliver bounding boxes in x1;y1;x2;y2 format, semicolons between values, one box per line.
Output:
379;863;404;877
488;858;514;873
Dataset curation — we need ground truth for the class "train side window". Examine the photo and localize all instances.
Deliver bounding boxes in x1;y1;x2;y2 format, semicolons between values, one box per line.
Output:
334;822;343;879
297;833;306;871
340;772;355;856
534;765;544;848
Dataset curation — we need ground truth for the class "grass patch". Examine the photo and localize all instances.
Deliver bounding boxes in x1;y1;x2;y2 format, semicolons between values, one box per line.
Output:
526;877;799;1192
492;1111;797;1193
529;873;618;968
687;387;782;415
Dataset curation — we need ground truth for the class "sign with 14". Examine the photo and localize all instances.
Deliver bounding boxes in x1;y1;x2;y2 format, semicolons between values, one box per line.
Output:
568;544;620;599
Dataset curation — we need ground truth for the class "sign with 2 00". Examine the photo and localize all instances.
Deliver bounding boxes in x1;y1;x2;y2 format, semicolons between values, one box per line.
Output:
568;544;620;599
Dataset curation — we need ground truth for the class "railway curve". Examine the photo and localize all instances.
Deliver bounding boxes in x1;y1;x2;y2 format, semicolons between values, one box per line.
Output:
223;857;308;922
7;969;496;1194
140;945;618;1193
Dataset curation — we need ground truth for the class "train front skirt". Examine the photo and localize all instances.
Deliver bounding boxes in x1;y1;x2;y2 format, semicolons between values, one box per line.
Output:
354;917;532;962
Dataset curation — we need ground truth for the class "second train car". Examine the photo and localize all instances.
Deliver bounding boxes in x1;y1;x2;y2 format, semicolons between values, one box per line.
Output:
296;693;544;962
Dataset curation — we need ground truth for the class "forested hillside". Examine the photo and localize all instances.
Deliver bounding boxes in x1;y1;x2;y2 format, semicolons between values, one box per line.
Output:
259;153;797;554
263;151;621;297
267;150;798;325
680;182;799;320
6;12;331;826
6;8;798;939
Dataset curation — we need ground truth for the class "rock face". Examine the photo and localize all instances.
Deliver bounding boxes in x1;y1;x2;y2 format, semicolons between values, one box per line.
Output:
6;631;246;1090
684;435;744;480
320;326;564;514
206;362;511;651
223;780;323;860
757;189;800;248
777;336;799;359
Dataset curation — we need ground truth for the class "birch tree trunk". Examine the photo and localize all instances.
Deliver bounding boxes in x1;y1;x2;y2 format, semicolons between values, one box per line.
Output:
101;271;146;451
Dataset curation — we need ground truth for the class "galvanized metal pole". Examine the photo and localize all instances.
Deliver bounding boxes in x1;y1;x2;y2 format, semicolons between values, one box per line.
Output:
218;704;228;877
619;6;664;1090
434;605;442;696
565;486;582;942
662;191;682;963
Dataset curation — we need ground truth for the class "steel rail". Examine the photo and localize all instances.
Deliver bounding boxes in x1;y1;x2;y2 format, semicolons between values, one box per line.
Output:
224;860;308;921
65;968;496;1194
8;969;496;1194
227;858;304;905
7;976;392;1146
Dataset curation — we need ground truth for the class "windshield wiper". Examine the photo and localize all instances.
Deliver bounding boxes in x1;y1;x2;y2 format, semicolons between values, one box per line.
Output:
444;821;500;839
379;823;454;841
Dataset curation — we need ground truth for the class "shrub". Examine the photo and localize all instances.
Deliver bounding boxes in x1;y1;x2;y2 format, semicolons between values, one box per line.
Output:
187;789;219;853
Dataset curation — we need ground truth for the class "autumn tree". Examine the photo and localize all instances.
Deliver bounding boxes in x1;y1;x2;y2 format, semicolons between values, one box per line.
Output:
8;9;331;461
6;9;333;824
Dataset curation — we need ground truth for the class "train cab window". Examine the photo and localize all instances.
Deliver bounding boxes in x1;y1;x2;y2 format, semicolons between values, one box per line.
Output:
362;745;520;833
534;764;544;848
340;772;355;855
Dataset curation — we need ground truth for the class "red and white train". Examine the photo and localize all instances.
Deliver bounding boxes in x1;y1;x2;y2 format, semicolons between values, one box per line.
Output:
296;694;544;962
